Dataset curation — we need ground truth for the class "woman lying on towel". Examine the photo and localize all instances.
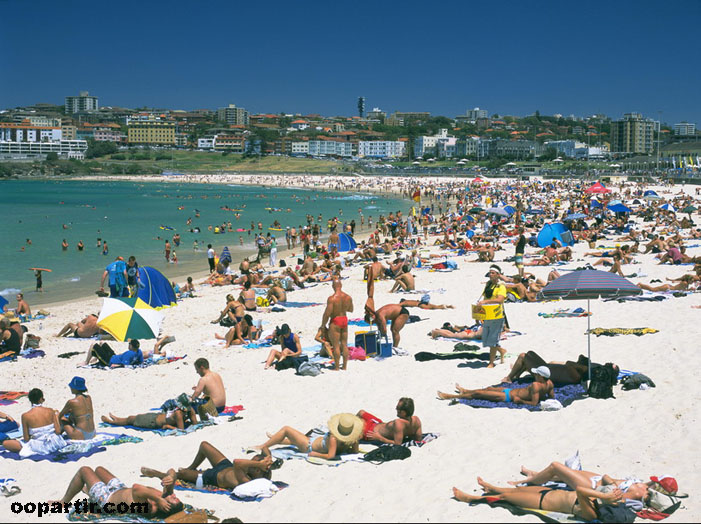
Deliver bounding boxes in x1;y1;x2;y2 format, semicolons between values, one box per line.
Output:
503;351;619;386
437;367;553;405
452;476;650;521
101;405;196;431
509;461;643;494
429;322;483;340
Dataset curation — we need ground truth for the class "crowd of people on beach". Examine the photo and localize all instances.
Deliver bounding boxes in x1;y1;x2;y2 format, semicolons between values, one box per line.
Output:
1;174;697;521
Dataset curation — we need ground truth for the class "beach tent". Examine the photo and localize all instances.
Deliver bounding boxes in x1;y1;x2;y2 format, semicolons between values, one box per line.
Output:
585;182;611;194
137;266;177;309
219;247;232;263
643;190;661;201
336;232;357;252
0;295;8;311
536;223;575;248
607;203;632;213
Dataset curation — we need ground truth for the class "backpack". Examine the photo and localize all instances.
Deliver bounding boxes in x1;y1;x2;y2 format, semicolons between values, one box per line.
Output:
597;503;636;523
362;444;411;463
296;361;322;376
588;363;618;399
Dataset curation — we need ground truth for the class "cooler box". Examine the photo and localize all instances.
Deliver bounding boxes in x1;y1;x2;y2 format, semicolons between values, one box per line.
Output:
355;330;380;357
379;342;393;358
471;303;503;321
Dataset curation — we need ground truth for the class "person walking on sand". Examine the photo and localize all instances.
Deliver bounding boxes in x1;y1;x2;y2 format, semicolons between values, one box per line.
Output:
477;264;507;368
321;279;354;370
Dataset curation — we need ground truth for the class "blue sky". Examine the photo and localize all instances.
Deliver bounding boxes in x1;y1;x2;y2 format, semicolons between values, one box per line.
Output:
1;0;699;124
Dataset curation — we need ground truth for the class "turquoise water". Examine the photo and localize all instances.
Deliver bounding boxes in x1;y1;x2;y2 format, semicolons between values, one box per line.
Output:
0;179;409;305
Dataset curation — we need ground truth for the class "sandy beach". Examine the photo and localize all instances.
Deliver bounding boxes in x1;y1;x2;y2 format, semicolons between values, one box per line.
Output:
2;178;700;523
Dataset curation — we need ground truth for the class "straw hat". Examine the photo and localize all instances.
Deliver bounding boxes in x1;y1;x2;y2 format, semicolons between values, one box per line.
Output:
327;413;364;444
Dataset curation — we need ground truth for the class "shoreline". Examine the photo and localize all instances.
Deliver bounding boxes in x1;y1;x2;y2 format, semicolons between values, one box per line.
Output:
26;174;419;310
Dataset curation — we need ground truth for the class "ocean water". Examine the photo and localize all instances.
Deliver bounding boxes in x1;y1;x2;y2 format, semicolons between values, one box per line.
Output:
0;179;409;305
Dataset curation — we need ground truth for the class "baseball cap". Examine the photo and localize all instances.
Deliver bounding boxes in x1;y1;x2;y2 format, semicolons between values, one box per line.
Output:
531;366;551;379
649;476;678;496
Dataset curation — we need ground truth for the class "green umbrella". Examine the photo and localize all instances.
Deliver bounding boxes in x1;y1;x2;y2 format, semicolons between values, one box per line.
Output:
682;205;697;215
469;207;484;214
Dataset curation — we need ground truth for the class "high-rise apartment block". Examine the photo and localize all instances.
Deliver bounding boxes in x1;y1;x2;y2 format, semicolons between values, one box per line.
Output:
65;91;99;114
610;113;654;153
217;104;249;126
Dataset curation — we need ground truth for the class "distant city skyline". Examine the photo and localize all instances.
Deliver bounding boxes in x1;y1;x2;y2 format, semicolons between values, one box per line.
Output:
1;0;699;125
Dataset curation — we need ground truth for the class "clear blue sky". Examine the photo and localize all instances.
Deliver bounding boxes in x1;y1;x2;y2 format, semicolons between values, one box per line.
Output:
2;0;699;124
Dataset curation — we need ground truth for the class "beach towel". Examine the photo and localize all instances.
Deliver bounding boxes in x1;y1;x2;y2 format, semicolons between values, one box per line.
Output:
401;432;440;448
606;294;667;303
278;301;323;308
67;504;218;523
0;350;45;363
80;355;185;370
455;381;586;411
173;478;288;501
0;391;27;406
243;340;273;349
414;351;491;362
587;327;659;337
538;307;591;318
0;432;142;463
470;498;585;523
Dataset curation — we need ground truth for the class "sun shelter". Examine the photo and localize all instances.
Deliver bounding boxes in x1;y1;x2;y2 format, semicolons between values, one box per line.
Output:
337;232;358;252
537;223;575;248
137;266;177;309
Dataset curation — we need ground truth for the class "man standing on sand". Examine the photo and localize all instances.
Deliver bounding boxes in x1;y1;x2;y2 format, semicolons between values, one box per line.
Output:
321;279;354;370
100;257;128;298
164;240;171;262
191;358;226;417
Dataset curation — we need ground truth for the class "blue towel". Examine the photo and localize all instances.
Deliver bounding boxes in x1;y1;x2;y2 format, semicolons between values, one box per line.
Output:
278;301;323;308
457;381;586;411
0;446;106;463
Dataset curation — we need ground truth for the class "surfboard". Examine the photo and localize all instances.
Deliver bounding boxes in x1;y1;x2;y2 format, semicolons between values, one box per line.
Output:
29;267;52;272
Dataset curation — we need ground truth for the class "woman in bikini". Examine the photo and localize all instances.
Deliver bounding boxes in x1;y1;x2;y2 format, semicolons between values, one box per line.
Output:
254;413;363;460
239;280;257;312
453;476;649;521
215;315;259;348
59;377;95;440
210;295;242;326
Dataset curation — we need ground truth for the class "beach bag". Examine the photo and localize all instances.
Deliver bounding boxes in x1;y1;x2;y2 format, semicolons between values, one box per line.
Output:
279;259;286;267
197;398;219;421
219;316;236;328
362;444;411;463
621;373;656;390
256;296;270;307
587;363;617;399
296;361;321;377
349;346;366;361
597;503;636;523
647;490;681;513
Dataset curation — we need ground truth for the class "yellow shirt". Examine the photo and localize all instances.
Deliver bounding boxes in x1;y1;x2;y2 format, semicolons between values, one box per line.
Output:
484;284;506;319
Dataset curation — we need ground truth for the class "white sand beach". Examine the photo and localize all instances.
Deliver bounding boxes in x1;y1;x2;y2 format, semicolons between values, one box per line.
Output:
2;179;700;523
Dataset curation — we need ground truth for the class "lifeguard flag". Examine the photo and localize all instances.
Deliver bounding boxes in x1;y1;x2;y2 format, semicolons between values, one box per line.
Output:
412;189;421;202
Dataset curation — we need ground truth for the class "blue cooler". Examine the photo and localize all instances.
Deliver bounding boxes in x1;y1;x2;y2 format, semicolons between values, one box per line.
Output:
379;342;393;358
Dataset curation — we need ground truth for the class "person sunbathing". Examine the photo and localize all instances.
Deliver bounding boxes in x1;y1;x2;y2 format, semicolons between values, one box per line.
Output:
215;315;258;347
254;413;363;460
390;265;415;292
141;441;274;490
266;283;287;304
85;339;144;368
429;323;483;340
356;397;422;444
524;255;552;266
437;366;553;404
101;407;194;431
511;461;636;492
636;274;695;292
452;476;649;521
56;314;100;338
1;388;67;455
54;465;183;518
399;297;455;310
504;351;617;385
211;294;243;326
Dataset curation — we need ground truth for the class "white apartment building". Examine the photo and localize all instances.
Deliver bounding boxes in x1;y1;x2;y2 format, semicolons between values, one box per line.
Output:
308;140;352;157
0;123;62;142
357;140;406;158
291;141;310;155
65;91;99;113
0;140;87;158
414;128;455;157
197;138;215;150
13;115;62;127
674;122;696;136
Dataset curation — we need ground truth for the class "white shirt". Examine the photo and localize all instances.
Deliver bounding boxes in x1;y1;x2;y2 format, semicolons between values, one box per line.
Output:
207;248;215;259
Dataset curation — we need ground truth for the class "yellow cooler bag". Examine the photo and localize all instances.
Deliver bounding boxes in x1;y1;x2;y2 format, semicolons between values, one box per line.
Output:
472;303;503;321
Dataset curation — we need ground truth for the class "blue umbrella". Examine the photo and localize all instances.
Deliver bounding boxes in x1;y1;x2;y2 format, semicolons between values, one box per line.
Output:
607;203;632;213
660;203;676;212
503;205;516;215
0;295;8;311
643;190;661;201
486;207;509;217
538;270;641;381
590;200;603;209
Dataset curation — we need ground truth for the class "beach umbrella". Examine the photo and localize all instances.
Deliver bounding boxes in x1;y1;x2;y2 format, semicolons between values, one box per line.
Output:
137;267;177;309
468;207;484;214
660;203;676;212
503;205;516;215
97;297;164;342
0;295;8;311
607;203;632;213
643;190;660;201
337;232;357;252
682;205;697;215
537;270;641;381
590;200;603;209
486;207;509;217
585;182;611;194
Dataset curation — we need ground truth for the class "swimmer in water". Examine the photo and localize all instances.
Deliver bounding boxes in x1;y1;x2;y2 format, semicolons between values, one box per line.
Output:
77;240;84;251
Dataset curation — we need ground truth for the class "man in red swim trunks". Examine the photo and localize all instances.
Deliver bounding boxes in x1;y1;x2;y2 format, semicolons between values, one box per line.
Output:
356;397;423;444
321;279;353;371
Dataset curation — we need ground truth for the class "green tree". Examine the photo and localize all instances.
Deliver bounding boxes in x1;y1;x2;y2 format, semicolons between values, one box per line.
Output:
85;139;118;159
45;152;59;163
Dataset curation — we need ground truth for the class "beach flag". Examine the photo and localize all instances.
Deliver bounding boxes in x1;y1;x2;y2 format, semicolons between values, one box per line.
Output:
412;189;421;202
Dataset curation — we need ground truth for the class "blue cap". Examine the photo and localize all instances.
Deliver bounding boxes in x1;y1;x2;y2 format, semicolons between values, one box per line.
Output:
68;376;87;392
